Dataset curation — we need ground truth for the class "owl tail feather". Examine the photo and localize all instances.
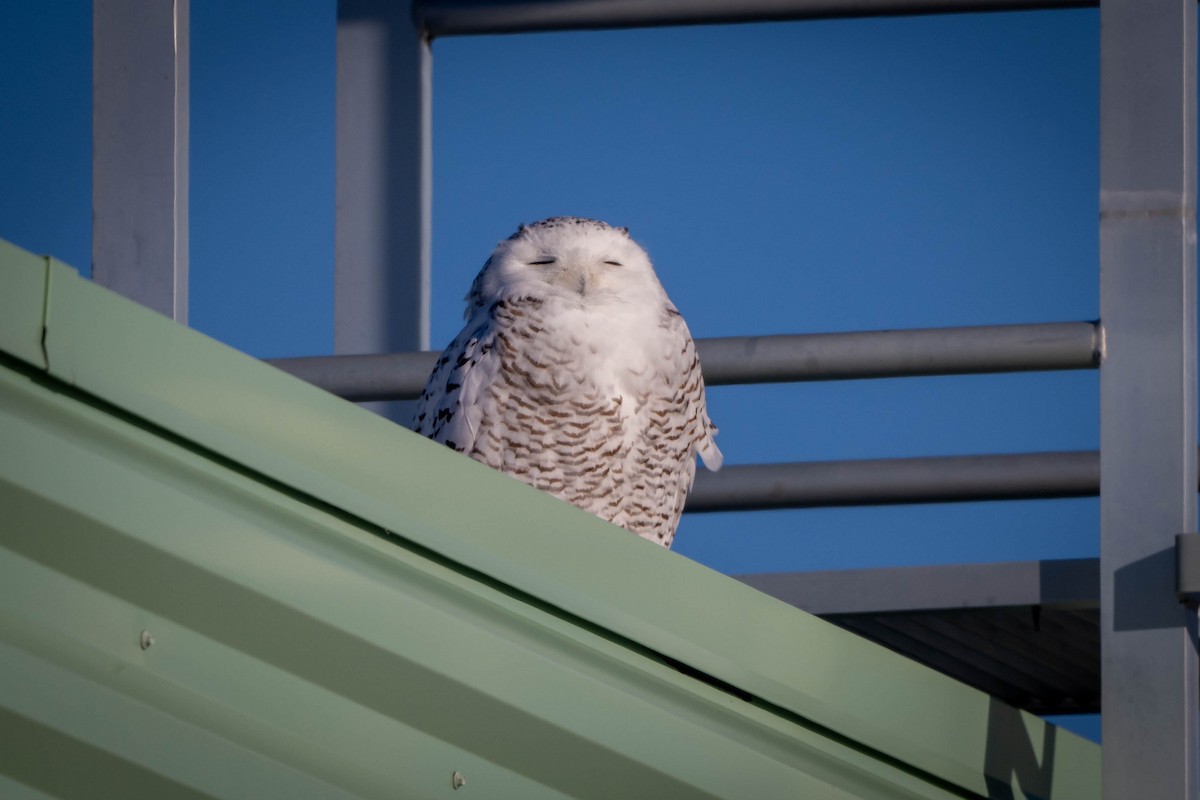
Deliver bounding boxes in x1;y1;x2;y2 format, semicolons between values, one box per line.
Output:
698;437;723;472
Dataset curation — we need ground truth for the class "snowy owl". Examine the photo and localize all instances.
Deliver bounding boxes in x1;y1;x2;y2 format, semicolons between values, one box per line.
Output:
413;217;721;547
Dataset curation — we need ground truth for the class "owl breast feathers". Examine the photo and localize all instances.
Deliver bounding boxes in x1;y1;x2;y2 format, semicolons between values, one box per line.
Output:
413;217;721;548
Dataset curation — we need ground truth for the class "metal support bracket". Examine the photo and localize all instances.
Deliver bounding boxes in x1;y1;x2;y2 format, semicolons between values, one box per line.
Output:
1175;533;1200;602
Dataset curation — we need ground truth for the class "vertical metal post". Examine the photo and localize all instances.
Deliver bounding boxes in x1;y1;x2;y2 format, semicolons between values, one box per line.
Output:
1100;1;1198;797
92;0;189;322
335;0;431;423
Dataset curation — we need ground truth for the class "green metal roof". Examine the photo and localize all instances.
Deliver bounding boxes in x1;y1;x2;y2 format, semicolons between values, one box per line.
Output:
0;238;1098;799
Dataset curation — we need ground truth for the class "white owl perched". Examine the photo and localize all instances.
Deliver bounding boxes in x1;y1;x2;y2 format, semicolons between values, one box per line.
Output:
413;217;721;547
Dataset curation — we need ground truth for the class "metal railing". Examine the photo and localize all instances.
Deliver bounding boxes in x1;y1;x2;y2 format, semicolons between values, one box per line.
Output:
267;319;1103;511
416;0;1096;37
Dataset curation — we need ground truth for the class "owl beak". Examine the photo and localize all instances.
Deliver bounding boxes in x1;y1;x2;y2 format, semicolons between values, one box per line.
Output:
576;270;591;296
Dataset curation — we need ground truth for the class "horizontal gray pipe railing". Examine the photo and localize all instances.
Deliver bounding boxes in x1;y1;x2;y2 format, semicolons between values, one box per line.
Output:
685;450;1101;512
267;321;1102;402
416;0;1094;37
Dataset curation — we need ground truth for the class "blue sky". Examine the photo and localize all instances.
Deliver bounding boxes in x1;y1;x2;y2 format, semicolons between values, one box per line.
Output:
2;2;1102;739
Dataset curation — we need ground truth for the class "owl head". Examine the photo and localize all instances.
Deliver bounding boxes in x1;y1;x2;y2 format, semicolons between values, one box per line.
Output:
464;217;668;318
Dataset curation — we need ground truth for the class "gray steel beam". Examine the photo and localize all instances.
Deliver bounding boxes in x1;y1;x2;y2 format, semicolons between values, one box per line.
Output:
266;320;1101;401
1177;533;1200;602
736;558;1099;615
739;562;1103;715
92;0;189;322
1099;1;1198;797
416;0;1093;37
336;0;432;423
686;450;1100;512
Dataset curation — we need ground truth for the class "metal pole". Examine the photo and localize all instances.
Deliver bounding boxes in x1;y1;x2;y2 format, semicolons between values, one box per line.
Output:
92;0;189;322
416;0;1093;37
1099;1;1198;797
696;321;1100;385
336;0;431;424
686;451;1100;512
267;320;1101;401
268;351;438;402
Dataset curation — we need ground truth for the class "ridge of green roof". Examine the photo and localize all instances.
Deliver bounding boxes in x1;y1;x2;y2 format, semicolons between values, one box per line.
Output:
0;239;1099;798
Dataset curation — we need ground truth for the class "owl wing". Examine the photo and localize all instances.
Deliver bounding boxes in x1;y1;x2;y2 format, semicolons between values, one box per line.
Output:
629;304;720;546
412;315;501;454
663;305;722;472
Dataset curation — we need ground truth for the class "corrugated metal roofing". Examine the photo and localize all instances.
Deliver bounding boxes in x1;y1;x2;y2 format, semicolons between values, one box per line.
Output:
0;239;1099;798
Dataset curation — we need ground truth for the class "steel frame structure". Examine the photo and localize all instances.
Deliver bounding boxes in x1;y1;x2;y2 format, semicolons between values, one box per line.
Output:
1097;3;1197;795
89;0;1199;796
92;0;189;324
